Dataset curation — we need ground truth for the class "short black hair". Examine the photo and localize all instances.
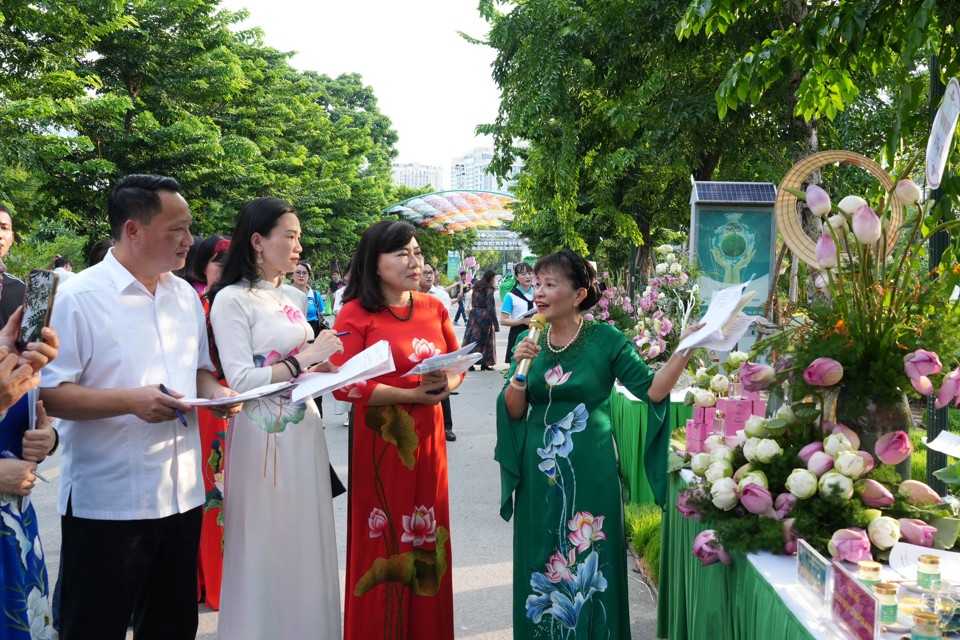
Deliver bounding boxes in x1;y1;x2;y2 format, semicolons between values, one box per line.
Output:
343;220;418;313
107;174;182;240
534;249;600;311
514;262;533;275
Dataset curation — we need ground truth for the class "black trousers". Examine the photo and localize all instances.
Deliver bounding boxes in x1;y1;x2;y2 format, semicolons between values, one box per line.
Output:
441;396;453;431
59;504;203;640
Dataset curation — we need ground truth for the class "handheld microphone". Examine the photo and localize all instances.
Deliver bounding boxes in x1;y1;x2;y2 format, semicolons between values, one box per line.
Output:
514;313;546;383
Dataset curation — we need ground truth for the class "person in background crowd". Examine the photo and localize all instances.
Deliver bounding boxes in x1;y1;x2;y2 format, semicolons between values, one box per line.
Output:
419;262;457;442
463;270;498;371
328;271;344;295
496;249;701;640
332;269;349;317
332;220;461;639
0;251;61;640
448;270;469;325
291;260;326;337
0;205;25;327
500;262;536;365
40;174;241;640
85;238;115;267
207;197;343;640
187;235;231;611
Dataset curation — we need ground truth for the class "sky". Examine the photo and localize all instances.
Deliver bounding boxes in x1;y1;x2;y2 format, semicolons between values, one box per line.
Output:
219;0;503;185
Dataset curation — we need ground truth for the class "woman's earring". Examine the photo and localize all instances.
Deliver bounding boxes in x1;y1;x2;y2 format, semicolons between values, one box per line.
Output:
256;251;263;265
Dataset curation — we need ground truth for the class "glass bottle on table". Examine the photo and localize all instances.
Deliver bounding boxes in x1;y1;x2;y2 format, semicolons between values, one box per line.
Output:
911;611;942;640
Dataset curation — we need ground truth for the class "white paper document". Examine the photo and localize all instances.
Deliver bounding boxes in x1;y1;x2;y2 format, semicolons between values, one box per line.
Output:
926;430;960;458
182;381;297;407
676;283;758;352
408;342;482;375
290;340;395;403
889;542;960;582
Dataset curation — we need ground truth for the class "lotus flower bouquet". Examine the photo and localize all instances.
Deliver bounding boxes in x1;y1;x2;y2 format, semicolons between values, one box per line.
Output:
678;402;952;562
626;246;701;364
760;157;960;415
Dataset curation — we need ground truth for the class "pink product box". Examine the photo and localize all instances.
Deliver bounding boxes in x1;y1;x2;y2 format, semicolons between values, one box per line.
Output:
752;400;767;418
686;420;711;441
693;406;717;424
715;397;752;436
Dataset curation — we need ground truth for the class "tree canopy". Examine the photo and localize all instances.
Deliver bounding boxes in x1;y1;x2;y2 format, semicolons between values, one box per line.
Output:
0;0;399;273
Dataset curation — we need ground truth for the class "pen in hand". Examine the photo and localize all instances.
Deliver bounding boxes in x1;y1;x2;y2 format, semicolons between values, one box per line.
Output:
308;331;350;344
1;450;49;483
158;384;189;427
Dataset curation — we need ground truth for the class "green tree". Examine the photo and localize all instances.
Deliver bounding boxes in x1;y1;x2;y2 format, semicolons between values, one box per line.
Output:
676;0;958;161
475;0;800;280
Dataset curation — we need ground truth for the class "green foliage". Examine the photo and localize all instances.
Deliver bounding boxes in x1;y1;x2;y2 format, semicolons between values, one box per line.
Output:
0;0;398;272
476;0;801;270
624;503;663;586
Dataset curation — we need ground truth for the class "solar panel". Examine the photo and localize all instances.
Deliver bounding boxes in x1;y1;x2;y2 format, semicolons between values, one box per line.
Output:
693;182;777;204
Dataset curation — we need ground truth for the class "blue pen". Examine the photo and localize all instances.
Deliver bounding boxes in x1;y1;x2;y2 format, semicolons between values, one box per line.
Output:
158;384;188;427
1;450;49;483
308;331;351;344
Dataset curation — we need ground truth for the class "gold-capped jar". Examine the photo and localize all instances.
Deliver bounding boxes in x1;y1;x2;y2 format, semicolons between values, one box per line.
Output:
857;560;881;588
872;582;898;625
911;611;941;639
917;554;942;591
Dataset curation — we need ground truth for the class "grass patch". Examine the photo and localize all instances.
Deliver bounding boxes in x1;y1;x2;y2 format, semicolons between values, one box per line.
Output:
625;503;663;587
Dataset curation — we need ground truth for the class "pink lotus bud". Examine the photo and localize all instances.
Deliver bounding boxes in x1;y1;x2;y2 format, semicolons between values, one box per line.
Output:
852;205;882;245
815;234;838;269
741;362;776;392
859;479;895;507
827;528;872;563
782;518;799;555
895;179;923;205
692;529;731;567
803;357;843;386
774;492;797;519
899;480;943;506
806;184;832;217
904;349;942;379
740;483;774;515
676;488;703;521
936;366;960;409
856;450;875;475
875;430;914;465
797;441;824;464
806;451;835;477
911;375;935;396
829;422;861;451
899;518;937;547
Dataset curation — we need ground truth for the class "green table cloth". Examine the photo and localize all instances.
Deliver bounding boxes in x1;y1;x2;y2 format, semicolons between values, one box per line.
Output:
656;472;816;639
609;388;692;504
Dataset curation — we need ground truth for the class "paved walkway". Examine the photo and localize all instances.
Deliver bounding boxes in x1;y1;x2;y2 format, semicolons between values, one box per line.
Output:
33;320;660;639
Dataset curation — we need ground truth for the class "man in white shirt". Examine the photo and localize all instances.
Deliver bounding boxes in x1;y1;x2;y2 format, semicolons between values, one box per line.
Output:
41;175;241;640
420;262;457;441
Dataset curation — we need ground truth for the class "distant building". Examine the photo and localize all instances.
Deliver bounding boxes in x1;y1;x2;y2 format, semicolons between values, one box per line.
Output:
450;147;522;194
392;162;444;190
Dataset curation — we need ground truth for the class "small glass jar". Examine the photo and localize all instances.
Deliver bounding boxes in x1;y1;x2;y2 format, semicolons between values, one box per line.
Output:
712;410;726;436
911;611;942;639
918;554;942;591
858;560;882;588
873;582;898;625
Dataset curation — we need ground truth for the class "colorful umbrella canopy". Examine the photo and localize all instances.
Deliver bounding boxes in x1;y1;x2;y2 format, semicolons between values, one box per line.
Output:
385;190;517;235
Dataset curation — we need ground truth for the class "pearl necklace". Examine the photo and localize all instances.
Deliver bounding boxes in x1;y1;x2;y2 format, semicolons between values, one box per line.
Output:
385;292;415;321
546;317;584;353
